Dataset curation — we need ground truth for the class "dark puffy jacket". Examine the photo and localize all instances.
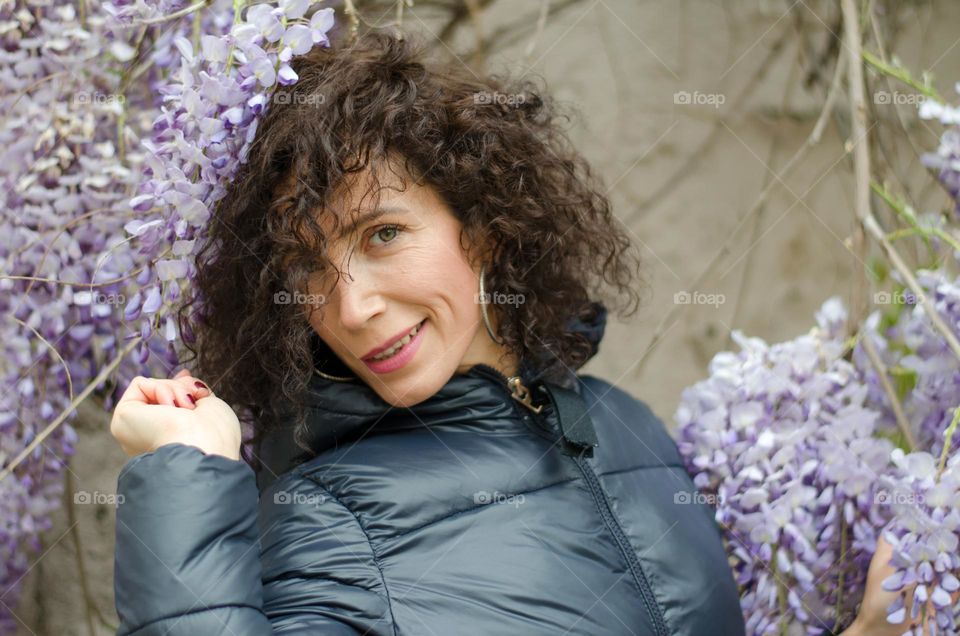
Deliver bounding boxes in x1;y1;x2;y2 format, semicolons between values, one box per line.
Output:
113;312;746;635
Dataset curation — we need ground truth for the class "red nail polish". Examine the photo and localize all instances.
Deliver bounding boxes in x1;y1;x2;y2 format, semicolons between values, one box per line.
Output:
195;381;209;391
187;394;196;405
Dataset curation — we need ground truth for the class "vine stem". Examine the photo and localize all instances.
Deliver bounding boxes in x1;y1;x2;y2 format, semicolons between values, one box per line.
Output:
135;0;209;25
937;407;960;477
0;335;142;482
859;332;918;451
841;0;960;363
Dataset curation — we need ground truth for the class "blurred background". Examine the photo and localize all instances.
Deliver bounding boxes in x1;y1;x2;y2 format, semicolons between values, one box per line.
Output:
8;0;960;633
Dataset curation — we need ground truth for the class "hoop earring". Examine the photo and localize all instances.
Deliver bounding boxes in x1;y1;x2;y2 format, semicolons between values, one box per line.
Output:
313;367;357;383
479;264;505;345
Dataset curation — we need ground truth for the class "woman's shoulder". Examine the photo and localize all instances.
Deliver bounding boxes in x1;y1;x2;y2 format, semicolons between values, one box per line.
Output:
573;374;685;470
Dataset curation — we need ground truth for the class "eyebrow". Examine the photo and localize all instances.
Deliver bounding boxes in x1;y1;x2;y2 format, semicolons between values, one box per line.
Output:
333;205;408;241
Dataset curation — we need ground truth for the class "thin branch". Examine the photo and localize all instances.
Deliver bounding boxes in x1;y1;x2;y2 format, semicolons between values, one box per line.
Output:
859;333;918;450
634;44;846;375
0;336;142;482
842;0;960;362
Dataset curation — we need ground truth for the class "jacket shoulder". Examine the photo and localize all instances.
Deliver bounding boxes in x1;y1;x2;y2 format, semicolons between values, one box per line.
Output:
575;374;684;470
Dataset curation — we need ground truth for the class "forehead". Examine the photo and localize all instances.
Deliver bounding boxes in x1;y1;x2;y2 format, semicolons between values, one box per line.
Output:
315;157;419;238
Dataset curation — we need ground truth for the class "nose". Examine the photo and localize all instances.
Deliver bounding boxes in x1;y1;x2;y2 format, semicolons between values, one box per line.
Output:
334;265;385;332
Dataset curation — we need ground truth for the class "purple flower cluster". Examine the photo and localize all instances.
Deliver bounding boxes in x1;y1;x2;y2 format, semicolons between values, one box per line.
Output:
0;0;334;631
676;298;897;634
877;448;960;634
919;85;960;216
113;0;334;370
855;268;960;633
1;2;133;630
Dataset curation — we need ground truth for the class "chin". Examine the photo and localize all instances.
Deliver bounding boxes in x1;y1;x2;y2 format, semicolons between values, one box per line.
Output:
368;372;443;408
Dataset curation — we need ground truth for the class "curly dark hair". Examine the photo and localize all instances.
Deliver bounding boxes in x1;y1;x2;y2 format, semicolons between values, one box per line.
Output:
178;29;646;463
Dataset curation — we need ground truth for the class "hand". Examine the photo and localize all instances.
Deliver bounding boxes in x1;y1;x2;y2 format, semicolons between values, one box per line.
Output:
110;369;242;461
843;534;960;636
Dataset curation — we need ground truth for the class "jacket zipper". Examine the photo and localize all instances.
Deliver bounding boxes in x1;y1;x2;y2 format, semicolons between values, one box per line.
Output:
572;452;669;636
470;363;669;636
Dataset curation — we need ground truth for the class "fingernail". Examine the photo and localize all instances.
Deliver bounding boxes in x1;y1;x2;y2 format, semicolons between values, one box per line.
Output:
187;394;196;405
195;381;210;391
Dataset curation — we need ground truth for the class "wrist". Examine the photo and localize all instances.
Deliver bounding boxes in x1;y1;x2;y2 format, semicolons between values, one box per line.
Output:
838;618;863;636
154;430;240;461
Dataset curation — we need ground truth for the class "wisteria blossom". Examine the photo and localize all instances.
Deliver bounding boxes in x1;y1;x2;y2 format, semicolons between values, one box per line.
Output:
676;298;897;634
0;0;335;631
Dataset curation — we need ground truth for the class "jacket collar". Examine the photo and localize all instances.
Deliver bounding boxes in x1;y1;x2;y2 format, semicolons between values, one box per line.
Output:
253;302;607;492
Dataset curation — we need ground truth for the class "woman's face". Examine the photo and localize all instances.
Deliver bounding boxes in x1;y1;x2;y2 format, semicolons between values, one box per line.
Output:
304;164;517;407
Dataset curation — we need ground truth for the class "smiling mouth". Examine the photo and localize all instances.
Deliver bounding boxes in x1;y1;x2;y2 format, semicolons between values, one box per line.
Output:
363;319;427;361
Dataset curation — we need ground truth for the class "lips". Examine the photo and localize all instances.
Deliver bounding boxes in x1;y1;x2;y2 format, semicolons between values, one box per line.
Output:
361;319;426;361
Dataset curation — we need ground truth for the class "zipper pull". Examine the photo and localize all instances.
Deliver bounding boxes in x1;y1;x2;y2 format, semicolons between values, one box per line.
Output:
507;376;544;414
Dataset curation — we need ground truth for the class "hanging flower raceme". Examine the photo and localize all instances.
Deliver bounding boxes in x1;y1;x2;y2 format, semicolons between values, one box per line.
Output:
676;298;898;634
0;1;335;632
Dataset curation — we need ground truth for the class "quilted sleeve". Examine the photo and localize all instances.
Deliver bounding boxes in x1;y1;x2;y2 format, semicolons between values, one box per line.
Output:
114;443;393;636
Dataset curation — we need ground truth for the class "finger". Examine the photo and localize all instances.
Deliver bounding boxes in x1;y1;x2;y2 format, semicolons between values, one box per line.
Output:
167;381;197;409
171;374;211;398
117;376;163;406
154;382;177;407
173;368;192;380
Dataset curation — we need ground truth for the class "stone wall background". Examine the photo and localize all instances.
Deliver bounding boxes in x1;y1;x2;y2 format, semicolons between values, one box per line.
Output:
14;1;960;633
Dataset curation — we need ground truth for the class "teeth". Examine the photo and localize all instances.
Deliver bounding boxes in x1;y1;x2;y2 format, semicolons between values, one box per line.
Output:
371;321;422;361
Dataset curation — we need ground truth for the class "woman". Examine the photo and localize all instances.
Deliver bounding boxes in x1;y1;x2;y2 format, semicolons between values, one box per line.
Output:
109;31;925;636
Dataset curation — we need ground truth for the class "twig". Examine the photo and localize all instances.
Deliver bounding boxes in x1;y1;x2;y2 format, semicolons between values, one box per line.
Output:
523;0;549;59
64;469;98;636
135;0;209;25
859;333;917;450
11;317;74;407
624;31;791;222
842;0;960;363
634;40;846;375
841;0;871;338
0;336;142;482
